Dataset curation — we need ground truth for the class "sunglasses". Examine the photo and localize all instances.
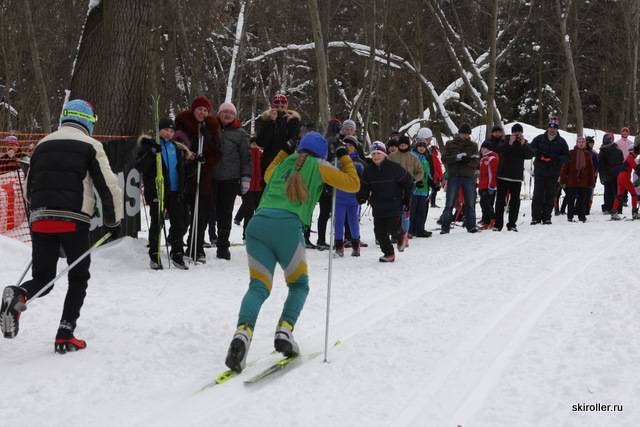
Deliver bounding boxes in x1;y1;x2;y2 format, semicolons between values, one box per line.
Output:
272;100;288;106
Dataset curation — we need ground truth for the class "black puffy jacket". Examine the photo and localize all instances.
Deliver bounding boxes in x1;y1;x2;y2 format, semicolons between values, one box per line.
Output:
358;159;414;218
529;132;570;177
495;136;534;181
134;135;187;204
598;143;624;184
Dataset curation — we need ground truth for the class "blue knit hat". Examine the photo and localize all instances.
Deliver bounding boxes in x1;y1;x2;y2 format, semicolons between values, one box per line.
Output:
297;131;328;159
61;99;97;135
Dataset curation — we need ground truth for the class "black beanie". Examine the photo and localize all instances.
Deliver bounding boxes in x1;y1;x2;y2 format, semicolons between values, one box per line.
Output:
491;125;503;133
458;124;472;134
511;123;524;133
159;117;175;130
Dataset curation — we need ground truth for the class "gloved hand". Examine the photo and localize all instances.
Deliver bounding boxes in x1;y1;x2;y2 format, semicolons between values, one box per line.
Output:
415;180;425;189
335;143;348;158
488;188;496;195
283;139;297;155
456;152;467;161
196;153;206;163
240;176;251;195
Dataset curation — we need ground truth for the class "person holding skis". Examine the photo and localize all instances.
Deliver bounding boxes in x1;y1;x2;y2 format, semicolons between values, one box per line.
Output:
135;118;190;269
493;123;533;232
0;99;122;353
478;141;499;229
175;95;222;263
559;136;595;222
440;123;480;234
529;118;569;225
224;132;359;373
213;102;251;260
358;141;414;262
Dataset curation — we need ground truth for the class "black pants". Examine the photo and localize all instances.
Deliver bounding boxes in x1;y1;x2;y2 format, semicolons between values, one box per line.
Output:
409;195;429;235
316;191;332;245
430;186;440;206
374;215;403;256
213;180;240;249
185;192;212;256
207;194;217;242
234;191;261;239
495;179;522;229
478;189;496;225
20;223;90;332
531;176;557;222
565;187;590;220
602;180;617;212
149;192;187;259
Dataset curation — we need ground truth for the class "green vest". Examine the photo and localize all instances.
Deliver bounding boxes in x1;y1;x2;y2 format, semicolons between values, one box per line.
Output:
258;153;325;226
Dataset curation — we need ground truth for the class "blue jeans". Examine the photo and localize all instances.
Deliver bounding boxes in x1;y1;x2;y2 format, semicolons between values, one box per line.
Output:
441;176;477;230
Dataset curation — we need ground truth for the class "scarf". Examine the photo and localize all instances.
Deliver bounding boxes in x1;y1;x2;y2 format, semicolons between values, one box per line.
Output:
575;148;586;173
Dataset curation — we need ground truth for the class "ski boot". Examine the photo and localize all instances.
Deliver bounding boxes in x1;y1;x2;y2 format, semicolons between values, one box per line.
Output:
633;208;640;220
1;286;27;339
274;320;299;358
316;242;330;251
351;240;360;257
225;324;253;373
54;321;87;354
216;247;231;260
610;212;621;221
334;240;344;257
149;255;163;270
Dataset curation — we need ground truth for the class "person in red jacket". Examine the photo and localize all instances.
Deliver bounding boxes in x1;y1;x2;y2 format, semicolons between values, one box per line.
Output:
611;146;640;220
559;136;595;222
233;138;263;239
478;141;499;229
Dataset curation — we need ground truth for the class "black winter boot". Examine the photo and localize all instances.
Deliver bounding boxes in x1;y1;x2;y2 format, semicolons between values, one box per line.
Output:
335;240;344;257
351;240;360;257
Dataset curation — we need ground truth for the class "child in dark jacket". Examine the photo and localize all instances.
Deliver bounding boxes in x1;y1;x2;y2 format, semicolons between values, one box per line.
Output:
334;137;365;257
358;142;414;262
135;118;190;270
234;139;263;240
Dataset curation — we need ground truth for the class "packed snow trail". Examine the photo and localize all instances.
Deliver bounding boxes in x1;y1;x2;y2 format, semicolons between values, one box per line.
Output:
0;198;638;427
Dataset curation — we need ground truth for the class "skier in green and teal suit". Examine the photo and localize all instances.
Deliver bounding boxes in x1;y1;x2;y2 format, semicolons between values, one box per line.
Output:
225;131;360;373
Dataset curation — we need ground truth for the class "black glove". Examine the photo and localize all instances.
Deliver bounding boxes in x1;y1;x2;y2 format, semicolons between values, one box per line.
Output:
335;143;348;159
357;196;367;205
415;180;425;189
196;153;205;163
283;139;297;155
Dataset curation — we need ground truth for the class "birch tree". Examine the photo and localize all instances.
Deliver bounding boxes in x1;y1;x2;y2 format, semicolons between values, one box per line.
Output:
556;0;583;134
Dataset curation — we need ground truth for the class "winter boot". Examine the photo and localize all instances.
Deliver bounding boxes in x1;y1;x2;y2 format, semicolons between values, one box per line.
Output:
195;252;207;264
633;208;640;220
217;247;231;260
1;286;27;339
542;219;552;225
274;320;300;358
149;255;163;270
379;254;395;263
351;240;360;257
334;240;344;257
304;238;317;250
397;233;409;252
225;324;253;373
506;224;518;232
316;241;330;251
610;212;622;221
171;252;188;270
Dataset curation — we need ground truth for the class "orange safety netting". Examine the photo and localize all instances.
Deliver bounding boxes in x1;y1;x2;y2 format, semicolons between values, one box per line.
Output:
0;133;133;243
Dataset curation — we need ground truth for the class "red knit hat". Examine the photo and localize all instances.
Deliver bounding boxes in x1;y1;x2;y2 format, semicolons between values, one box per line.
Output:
191;96;212;112
271;94;288;107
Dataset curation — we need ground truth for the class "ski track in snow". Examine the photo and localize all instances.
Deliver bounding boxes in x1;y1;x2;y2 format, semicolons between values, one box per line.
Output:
0;196;639;427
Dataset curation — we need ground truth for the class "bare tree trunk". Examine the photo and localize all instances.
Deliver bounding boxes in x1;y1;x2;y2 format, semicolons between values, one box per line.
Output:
308;0;330;133
632;1;639;130
560;72;571;129
23;0;51;132
0;10;14;130
485;0;498;139
556;0;583;134
70;0;153;135
226;0;251;104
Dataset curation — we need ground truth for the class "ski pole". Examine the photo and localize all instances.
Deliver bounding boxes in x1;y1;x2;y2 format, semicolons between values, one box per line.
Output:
21;231;112;309
189;131;204;264
324;159;338;363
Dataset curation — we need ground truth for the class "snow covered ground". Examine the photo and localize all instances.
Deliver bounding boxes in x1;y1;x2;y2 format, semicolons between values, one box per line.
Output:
1;195;639;427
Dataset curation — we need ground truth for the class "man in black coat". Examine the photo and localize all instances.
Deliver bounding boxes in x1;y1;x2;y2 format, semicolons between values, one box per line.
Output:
529;120;570;224
358;142;414;263
493;123;534;231
598;134;624;214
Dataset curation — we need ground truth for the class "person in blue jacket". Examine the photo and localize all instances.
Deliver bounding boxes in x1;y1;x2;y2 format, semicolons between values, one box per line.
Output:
334;136;365;257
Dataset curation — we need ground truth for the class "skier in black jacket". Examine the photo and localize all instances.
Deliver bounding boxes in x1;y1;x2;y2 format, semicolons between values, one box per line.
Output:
358;142;414;263
529;119;570;224
1;99;122;353
493;123;534;231
135;118;190;270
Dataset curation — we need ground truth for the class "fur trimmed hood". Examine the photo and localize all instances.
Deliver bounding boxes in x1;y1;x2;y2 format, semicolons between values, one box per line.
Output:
259;109;301;122
175;110;221;140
